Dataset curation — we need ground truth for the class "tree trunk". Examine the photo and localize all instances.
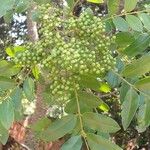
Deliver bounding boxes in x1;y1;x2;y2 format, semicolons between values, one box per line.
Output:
24;3;64;150
26;4;39;43
24;84;47;150
24;4;47;149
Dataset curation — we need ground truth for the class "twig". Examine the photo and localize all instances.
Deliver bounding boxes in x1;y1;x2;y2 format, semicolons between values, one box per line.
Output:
99;90;118;98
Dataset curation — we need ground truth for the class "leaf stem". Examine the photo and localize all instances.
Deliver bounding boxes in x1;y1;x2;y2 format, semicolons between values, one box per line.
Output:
83;137;90;150
103;9;150;21
74;89;90;150
74;89;83;131
112;70;150;98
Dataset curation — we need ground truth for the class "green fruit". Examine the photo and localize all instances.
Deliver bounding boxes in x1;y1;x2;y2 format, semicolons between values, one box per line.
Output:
13;5;116;103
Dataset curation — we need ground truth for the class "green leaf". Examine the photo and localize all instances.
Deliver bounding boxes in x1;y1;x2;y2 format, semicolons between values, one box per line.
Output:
105;19;115;32
87;133;122;150
119;81;130;103
15;0;30;13
0;100;14;129
0;0;15;18
0;77;16;91
65;91;104;113
107;0;120;15
123;34;150;57
122;54;150;77
102;69;124;100
10;87;23;110
0;123;9;145
113;17;129;31
121;88;140;130
137;105;147;132
137;97;150;128
97;131;110;140
98;103;110;112
31;117;52;132
32;66;40;80
80;75;100;91
116;57;124;72
61;136;82;150
23;77;35;101
87;0;104;4
135;77;150;91
78;91;103;108
106;71;120;88
126;15;143;32
139;94;145;106
83;112;120;133
99;83;111;93
0;60;21;77
124;0;137;12
6;46;25;57
138;13;150;31
116;32;134;47
14;109;23;121
71;118;81;136
39;115;77;141
66;0;74;9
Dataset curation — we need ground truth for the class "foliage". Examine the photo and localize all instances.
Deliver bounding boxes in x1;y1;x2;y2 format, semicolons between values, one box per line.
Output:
0;0;150;149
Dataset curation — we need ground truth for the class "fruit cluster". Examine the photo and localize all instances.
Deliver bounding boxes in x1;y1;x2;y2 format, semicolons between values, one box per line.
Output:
14;4;116;103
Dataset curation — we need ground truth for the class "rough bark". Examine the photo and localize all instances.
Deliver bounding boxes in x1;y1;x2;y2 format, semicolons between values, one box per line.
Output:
26;4;39;43
0;144;2;150
25;4;64;150
24;84;47;150
24;4;47;149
